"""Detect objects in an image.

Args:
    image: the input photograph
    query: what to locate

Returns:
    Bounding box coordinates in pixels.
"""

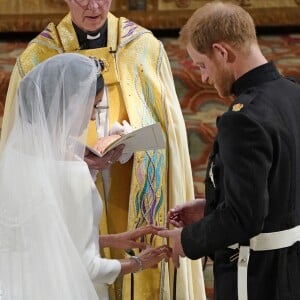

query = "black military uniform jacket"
[181,62,300,299]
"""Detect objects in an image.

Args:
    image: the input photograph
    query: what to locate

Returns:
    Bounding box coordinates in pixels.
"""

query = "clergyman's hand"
[158,228,184,268]
[168,198,206,227]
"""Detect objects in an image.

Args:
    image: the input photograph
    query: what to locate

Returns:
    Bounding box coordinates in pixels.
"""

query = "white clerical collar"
[87,32,101,40]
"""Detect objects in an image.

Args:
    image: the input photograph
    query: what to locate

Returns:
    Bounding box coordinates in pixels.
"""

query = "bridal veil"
[0,53,101,299]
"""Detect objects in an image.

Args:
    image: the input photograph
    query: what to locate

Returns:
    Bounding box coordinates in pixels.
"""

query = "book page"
[86,122,165,158]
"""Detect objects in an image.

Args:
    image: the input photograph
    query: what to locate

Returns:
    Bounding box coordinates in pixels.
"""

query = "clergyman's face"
[187,42,234,98]
[66,0,112,33]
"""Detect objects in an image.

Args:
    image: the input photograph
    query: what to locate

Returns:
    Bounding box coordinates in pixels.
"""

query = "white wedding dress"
[56,160,121,299]
[0,53,120,300]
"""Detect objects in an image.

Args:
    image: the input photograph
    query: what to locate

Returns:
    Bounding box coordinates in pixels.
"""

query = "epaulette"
[230,88,258,112]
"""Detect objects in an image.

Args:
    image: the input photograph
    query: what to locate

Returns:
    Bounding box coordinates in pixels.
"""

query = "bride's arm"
[99,224,165,250]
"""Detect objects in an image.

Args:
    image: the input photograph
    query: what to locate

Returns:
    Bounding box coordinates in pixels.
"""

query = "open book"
[86,122,165,158]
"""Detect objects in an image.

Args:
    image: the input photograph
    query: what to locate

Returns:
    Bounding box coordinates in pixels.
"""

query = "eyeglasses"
[72,0,103,8]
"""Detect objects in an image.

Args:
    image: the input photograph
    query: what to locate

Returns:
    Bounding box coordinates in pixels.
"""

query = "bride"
[0,53,170,300]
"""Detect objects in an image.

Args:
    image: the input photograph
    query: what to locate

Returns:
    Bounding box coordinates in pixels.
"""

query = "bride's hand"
[99,224,166,250]
[84,144,124,170]
[137,245,172,270]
